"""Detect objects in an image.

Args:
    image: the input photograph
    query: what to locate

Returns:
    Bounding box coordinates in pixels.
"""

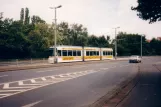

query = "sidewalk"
[116,63,161,107]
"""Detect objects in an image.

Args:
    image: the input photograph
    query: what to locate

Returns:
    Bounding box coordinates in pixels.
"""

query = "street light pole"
[54,7,57,64]
[113,27,120,60]
[141,35,142,58]
[50,5,62,63]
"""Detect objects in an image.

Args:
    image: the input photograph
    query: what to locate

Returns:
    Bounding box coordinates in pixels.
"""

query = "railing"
[0,58,48,67]
[0,56,137,67]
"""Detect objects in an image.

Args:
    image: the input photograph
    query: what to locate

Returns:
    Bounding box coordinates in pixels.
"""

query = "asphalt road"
[117,57,161,107]
[0,57,158,107]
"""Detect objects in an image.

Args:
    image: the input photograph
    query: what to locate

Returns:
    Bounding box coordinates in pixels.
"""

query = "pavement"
[0,57,160,107]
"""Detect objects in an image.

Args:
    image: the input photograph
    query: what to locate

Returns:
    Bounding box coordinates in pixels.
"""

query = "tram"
[48,45,113,63]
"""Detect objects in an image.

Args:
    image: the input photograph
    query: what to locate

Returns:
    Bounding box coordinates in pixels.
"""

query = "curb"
[0,59,128,72]
[89,65,140,107]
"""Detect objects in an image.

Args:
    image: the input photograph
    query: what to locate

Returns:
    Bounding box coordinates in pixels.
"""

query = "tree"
[0,12,3,19]
[150,38,161,55]
[132,0,161,23]
[24,8,30,25]
[98,35,109,47]
[28,25,49,57]
[31,15,45,25]
[20,8,24,23]
[71,24,88,46]
[58,23,88,46]
[88,35,99,47]
[0,20,29,59]
[116,32,147,56]
[57,22,71,45]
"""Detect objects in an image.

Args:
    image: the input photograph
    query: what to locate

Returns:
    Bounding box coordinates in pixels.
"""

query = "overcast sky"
[1,0,161,39]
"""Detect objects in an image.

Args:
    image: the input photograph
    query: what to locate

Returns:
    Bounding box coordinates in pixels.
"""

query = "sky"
[0,0,161,39]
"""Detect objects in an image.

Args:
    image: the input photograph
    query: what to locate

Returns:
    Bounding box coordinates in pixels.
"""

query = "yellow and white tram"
[48,46,83,63]
[101,48,113,60]
[84,47,100,61]
[48,45,113,63]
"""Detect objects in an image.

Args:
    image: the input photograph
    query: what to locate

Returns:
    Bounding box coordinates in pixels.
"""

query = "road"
[117,57,161,107]
[0,57,159,107]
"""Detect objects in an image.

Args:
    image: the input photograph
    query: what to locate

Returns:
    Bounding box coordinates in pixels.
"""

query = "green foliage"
[150,38,161,55]
[31,15,45,25]
[24,8,30,25]
[116,32,161,56]
[132,0,161,23]
[20,8,24,23]
[88,35,109,47]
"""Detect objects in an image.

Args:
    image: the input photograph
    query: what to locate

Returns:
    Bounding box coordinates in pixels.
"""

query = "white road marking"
[72,66,87,68]
[50,76,55,79]
[0,89,26,92]
[58,75,65,77]
[18,81,23,85]
[0,93,12,96]
[3,83,9,89]
[31,79,36,83]
[119,64,130,67]
[18,81,41,86]
[22,100,42,107]
[3,83,34,89]
[101,68,109,70]
[0,70,92,86]
[0,75,8,78]
[0,70,97,99]
[41,77,46,81]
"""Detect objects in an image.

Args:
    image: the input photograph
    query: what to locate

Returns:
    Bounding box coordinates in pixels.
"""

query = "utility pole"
[113,27,120,60]
[50,5,62,63]
[141,35,142,58]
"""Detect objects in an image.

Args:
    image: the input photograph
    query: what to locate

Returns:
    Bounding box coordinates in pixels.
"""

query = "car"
[129,55,141,63]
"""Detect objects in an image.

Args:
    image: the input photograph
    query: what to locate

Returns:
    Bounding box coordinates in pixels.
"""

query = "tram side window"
[109,51,112,55]
[108,51,110,55]
[103,51,106,56]
[96,51,99,56]
[58,50,61,56]
[90,51,93,56]
[73,51,77,56]
[93,51,96,56]
[77,51,81,56]
[63,50,67,56]
[86,51,90,56]
[68,50,72,56]
[105,51,107,56]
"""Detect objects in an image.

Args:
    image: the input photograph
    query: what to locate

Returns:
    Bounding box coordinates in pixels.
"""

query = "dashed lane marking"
[31,79,36,83]
[71,65,87,68]
[22,100,43,107]
[101,68,109,70]
[119,64,130,67]
[0,70,96,99]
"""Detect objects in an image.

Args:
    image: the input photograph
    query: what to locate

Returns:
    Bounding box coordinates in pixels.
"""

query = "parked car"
[129,55,141,63]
